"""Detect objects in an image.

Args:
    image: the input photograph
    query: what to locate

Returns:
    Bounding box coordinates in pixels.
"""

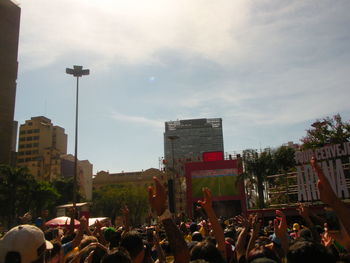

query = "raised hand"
[197,187,213,212]
[310,156,337,205]
[148,177,167,216]
[274,210,287,237]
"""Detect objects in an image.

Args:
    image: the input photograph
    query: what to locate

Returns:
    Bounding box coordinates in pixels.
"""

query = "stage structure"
[185,154,245,218]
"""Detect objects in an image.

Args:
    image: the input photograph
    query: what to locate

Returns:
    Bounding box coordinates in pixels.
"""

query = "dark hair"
[79,246,107,263]
[192,231,203,242]
[190,240,225,263]
[5,252,21,263]
[120,231,144,259]
[287,241,336,263]
[247,245,281,263]
[101,249,131,263]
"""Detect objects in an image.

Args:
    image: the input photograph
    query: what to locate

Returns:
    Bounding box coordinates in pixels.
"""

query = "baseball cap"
[0,224,53,263]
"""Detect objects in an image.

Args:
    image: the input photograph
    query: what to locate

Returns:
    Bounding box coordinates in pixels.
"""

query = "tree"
[92,184,149,226]
[0,165,33,227]
[29,180,59,217]
[271,146,297,204]
[52,177,81,205]
[243,149,276,208]
[301,114,350,149]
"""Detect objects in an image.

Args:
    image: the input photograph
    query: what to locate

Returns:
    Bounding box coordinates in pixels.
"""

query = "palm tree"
[242,149,276,209]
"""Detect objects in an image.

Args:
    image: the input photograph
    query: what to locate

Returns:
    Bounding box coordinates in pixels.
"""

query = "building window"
[34,129,40,133]
[25,151,31,155]
[25,158,31,162]
[20,130,26,135]
[33,136,39,140]
[33,143,39,147]
[18,159,24,163]
[19,138,25,142]
[27,130,33,134]
[28,122,33,126]
[27,137,33,141]
[26,143,32,148]
[19,144,25,149]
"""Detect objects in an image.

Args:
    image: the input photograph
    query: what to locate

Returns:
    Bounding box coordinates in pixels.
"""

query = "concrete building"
[17,116,67,179]
[61,154,93,201]
[93,168,166,191]
[164,118,224,162]
[163,118,224,214]
[0,0,20,165]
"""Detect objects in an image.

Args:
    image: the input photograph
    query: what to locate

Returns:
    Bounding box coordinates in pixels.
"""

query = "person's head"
[120,231,145,263]
[101,248,131,263]
[247,245,281,263]
[298,228,313,242]
[0,224,53,263]
[190,223,198,233]
[287,240,336,263]
[190,240,225,263]
[78,235,98,250]
[192,231,203,242]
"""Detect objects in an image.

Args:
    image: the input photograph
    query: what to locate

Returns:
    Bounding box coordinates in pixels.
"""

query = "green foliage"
[52,177,82,205]
[301,114,350,149]
[0,165,60,228]
[92,184,149,226]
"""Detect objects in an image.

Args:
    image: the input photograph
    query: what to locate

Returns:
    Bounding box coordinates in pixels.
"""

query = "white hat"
[0,224,53,263]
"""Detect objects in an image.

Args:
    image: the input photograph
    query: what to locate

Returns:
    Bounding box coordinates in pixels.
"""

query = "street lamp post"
[66,65,90,205]
[167,135,179,214]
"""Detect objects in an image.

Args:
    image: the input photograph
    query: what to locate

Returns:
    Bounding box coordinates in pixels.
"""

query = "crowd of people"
[1,157,350,263]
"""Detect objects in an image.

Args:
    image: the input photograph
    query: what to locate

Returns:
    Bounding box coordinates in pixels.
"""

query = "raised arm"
[198,187,226,259]
[274,210,289,255]
[311,157,350,237]
[234,215,249,262]
[148,177,190,263]
[246,213,262,258]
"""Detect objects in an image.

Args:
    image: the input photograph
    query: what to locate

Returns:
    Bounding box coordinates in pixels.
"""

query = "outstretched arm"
[311,157,350,237]
[148,177,190,263]
[198,187,226,259]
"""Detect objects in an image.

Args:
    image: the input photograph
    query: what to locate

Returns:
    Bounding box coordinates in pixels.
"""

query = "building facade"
[61,154,93,201]
[17,116,67,179]
[0,0,20,165]
[164,118,224,162]
[163,118,225,214]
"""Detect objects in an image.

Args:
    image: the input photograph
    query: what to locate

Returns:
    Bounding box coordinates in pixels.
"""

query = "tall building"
[163,118,224,214]
[17,116,68,179]
[0,0,21,165]
[164,118,224,162]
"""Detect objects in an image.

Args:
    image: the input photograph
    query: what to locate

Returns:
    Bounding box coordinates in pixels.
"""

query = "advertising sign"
[294,142,350,201]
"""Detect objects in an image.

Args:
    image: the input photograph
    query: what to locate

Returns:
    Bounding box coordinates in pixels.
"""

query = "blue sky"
[14,0,350,173]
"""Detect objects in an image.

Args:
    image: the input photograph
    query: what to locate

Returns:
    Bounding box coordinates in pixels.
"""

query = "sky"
[14,0,350,174]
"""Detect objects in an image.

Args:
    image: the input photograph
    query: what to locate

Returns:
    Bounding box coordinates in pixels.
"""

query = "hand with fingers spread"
[148,177,167,216]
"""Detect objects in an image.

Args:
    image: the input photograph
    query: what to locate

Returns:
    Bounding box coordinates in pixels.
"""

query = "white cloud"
[111,111,163,128]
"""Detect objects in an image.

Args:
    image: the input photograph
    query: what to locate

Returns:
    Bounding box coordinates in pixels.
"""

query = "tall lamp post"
[167,135,179,214]
[66,65,90,205]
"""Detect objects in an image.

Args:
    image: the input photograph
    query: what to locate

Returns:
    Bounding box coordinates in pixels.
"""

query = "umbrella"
[45,216,80,227]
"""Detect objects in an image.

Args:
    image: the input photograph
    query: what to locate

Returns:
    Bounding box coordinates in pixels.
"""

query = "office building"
[164,118,224,162]
[0,0,20,165]
[163,118,224,214]
[61,154,93,201]
[17,116,67,179]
